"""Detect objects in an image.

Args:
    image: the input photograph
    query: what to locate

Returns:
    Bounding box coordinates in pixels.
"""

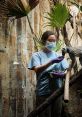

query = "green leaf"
[54,39,64,52]
[46,3,69,28]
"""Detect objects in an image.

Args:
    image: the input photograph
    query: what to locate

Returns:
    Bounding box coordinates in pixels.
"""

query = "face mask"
[45,41,56,51]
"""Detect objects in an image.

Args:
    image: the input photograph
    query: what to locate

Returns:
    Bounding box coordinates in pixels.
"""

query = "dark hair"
[41,31,55,45]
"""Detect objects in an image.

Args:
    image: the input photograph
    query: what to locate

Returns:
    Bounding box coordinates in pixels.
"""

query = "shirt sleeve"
[28,53,41,70]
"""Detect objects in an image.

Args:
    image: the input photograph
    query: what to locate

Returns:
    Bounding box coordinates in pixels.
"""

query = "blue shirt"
[28,50,69,96]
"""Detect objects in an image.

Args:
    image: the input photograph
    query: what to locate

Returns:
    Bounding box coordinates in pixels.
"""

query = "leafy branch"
[46,3,69,28]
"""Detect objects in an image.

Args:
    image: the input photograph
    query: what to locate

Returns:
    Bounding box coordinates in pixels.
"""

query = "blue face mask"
[45,41,56,51]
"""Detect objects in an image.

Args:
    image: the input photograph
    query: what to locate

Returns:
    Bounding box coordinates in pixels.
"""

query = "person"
[28,31,69,117]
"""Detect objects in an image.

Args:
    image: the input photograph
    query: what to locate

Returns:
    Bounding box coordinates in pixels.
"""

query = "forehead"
[47,35,56,42]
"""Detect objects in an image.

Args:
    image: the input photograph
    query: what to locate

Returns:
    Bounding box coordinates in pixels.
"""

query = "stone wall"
[0,0,51,117]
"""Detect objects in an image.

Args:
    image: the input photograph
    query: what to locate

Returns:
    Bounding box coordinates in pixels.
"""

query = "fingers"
[50,71,65,77]
[51,56,64,64]
[58,56,64,60]
[56,56,64,62]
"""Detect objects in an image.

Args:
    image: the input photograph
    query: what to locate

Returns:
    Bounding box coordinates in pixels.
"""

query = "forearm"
[33,56,64,73]
[34,60,52,73]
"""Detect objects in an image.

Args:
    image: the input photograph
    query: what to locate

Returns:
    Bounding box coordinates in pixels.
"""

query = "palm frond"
[0,0,39,20]
[46,3,69,28]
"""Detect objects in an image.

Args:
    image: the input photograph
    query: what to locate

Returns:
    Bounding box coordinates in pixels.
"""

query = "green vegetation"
[54,39,64,52]
[46,3,69,28]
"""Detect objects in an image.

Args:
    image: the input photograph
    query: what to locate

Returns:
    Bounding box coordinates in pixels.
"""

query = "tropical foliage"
[54,39,64,52]
[46,3,69,28]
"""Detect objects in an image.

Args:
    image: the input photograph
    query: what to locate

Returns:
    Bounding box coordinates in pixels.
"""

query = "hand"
[50,71,65,78]
[51,56,64,64]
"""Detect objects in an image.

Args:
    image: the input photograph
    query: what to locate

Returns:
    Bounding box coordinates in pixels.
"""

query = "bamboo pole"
[64,70,71,102]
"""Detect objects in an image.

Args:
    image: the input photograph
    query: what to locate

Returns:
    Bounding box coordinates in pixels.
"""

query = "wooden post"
[64,70,71,102]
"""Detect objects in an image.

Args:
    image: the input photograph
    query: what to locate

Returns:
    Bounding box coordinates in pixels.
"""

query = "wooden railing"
[27,69,82,117]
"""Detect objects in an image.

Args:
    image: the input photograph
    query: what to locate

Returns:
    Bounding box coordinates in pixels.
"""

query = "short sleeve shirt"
[28,50,69,96]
